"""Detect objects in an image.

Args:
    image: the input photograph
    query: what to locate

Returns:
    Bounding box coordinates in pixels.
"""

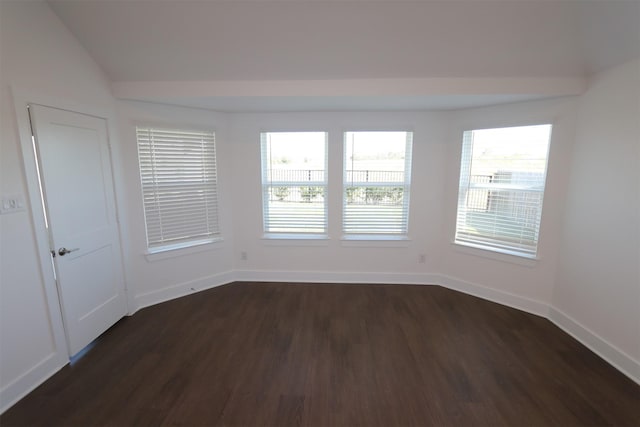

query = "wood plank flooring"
[2,282,639,426]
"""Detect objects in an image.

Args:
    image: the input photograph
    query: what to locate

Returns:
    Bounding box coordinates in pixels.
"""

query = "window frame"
[453,123,553,259]
[260,131,329,239]
[342,130,414,239]
[135,125,222,255]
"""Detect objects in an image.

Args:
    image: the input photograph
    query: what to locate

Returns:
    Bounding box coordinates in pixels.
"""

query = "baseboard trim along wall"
[548,307,640,384]
[4,268,637,415]
[235,270,549,317]
[133,270,235,313]
[0,353,66,415]
[233,269,639,384]
[136,268,638,384]
[437,274,550,318]
[234,269,442,287]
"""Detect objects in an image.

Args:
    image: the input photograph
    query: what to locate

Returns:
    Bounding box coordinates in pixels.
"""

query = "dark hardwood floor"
[2,282,639,426]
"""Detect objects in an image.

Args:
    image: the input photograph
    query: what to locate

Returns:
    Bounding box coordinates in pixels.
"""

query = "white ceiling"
[48,0,640,112]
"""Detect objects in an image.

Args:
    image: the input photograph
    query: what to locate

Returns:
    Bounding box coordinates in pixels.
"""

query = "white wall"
[229,111,448,279]
[228,95,638,383]
[0,2,237,412]
[0,0,117,411]
[115,101,235,310]
[440,98,578,312]
[1,0,637,414]
[552,60,640,377]
[228,102,580,321]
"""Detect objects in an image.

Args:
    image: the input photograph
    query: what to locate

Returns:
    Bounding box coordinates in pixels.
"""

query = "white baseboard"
[234,269,441,286]
[234,269,549,316]
[548,307,640,384]
[133,270,235,312]
[0,352,66,414]
[233,269,637,384]
[438,274,550,317]
[5,269,637,416]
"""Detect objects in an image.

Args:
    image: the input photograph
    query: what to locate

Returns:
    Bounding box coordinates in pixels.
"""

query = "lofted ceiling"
[47,0,640,112]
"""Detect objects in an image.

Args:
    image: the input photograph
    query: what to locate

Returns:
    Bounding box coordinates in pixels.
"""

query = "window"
[343,131,413,237]
[136,127,220,252]
[261,132,327,236]
[455,124,552,258]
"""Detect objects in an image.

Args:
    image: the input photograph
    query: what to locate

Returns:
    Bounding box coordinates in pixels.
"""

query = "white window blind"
[261,132,327,235]
[343,131,413,236]
[136,127,220,250]
[455,124,552,258]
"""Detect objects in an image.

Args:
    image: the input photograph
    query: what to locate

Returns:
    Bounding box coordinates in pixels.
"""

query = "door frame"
[11,86,132,364]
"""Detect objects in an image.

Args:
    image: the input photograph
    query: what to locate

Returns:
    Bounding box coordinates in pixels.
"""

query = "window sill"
[452,241,539,267]
[341,235,411,247]
[262,234,330,246]
[145,238,224,262]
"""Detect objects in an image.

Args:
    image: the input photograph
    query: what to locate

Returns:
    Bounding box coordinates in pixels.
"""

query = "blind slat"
[454,124,552,257]
[343,131,413,235]
[137,127,220,249]
[261,132,328,234]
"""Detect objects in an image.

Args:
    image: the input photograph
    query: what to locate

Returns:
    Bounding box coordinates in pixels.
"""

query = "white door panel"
[29,105,126,356]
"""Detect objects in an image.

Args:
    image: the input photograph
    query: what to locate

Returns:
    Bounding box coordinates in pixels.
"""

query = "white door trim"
[0,86,135,410]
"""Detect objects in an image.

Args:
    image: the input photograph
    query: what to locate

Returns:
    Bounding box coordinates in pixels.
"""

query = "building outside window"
[455,124,552,258]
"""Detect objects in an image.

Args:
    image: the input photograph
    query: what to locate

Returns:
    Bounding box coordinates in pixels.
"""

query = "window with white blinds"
[261,132,327,236]
[136,127,220,251]
[455,124,552,258]
[343,131,413,236]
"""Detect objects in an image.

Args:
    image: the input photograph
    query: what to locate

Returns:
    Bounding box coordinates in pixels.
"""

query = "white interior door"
[29,105,127,356]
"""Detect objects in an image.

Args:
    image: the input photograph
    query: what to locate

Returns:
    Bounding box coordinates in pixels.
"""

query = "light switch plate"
[0,194,26,214]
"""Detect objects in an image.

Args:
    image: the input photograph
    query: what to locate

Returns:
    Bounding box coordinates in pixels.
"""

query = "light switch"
[0,194,26,214]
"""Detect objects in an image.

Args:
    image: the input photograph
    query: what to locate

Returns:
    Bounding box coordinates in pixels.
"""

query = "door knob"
[58,247,79,256]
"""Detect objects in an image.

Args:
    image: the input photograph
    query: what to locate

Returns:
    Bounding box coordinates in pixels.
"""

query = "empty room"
[1,0,639,425]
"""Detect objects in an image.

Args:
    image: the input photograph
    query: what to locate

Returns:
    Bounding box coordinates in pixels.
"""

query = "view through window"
[455,124,552,257]
[260,132,327,235]
[343,131,413,236]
